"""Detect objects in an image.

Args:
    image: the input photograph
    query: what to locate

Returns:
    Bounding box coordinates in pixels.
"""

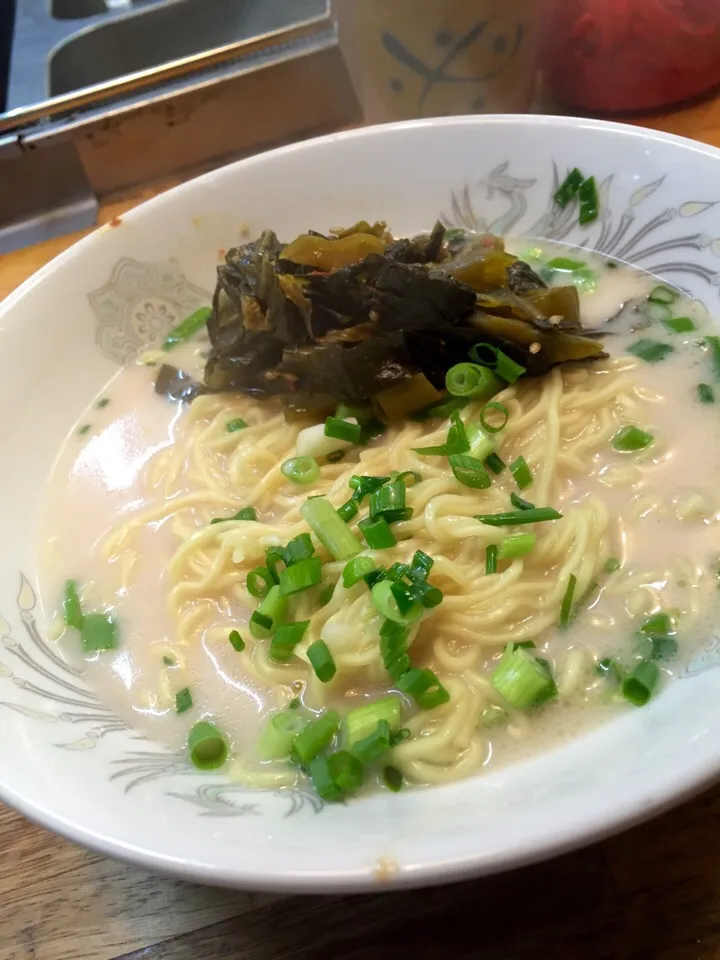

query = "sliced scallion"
[627,338,673,363]
[612,425,654,452]
[343,556,377,588]
[307,639,336,683]
[269,620,310,662]
[705,335,720,379]
[698,382,715,404]
[352,719,391,764]
[210,506,258,525]
[226,418,248,433]
[662,315,695,334]
[485,544,498,574]
[379,619,411,681]
[258,711,305,761]
[604,557,621,573]
[476,507,563,526]
[337,499,359,523]
[497,533,536,560]
[291,710,340,765]
[546,256,585,271]
[554,167,584,208]
[308,757,343,801]
[188,720,228,770]
[247,566,273,599]
[560,574,578,628]
[344,697,402,747]
[413,410,469,456]
[578,175,599,225]
[509,456,532,490]
[469,343,526,384]
[175,687,193,714]
[510,492,535,511]
[63,579,84,630]
[301,497,362,561]
[283,533,315,567]
[281,456,320,485]
[491,646,555,709]
[359,516,397,550]
[383,765,403,792]
[397,667,450,709]
[162,306,211,350]
[327,750,364,792]
[445,363,502,400]
[80,614,118,653]
[479,401,509,434]
[228,630,245,652]
[324,417,363,445]
[648,284,679,305]
[278,557,323,597]
[485,452,506,475]
[370,481,411,523]
[622,659,660,706]
[371,580,422,626]
[250,584,287,638]
[448,453,491,489]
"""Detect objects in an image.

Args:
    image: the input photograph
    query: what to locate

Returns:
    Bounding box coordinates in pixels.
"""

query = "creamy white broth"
[38,242,720,783]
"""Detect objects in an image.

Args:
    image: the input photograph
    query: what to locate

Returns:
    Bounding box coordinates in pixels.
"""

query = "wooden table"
[4,95,720,960]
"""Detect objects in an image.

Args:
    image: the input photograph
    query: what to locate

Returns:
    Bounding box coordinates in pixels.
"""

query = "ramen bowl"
[2,116,720,892]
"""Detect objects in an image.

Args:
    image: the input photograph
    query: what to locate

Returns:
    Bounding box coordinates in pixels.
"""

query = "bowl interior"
[2,116,720,891]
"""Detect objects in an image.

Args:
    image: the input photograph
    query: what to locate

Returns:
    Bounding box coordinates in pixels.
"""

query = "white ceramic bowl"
[2,116,720,892]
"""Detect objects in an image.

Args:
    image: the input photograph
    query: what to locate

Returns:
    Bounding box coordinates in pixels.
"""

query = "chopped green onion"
[301,497,362,561]
[612,425,654,452]
[163,655,176,666]
[63,579,84,630]
[250,585,287,638]
[595,657,624,683]
[162,306,211,350]
[604,557,621,573]
[336,401,374,424]
[264,547,286,584]
[269,620,310,662]
[175,687,193,714]
[379,620,411,681]
[278,557,323,597]
[319,583,335,607]
[343,556,377,588]
[247,566,273,599]
[397,668,450,709]
[491,647,555,709]
[283,533,315,567]
[228,630,245,652]
[479,402,509,434]
[627,338,674,363]
[388,562,410,582]
[188,721,228,770]
[344,697,402,746]
[408,550,433,581]
[324,417,363,445]
[445,362,502,400]
[337,499,359,523]
[396,470,421,486]
[705,335,720,379]
[643,301,672,324]
[554,167,584,208]
[226,418,248,433]
[479,704,508,727]
[546,256,586,271]
[352,720,391,763]
[498,533,536,560]
[370,481,411,523]
[448,453,491,489]
[291,710,340,765]
[390,727,411,747]
[348,474,390,499]
[328,750,364,792]
[77,424,91,436]
[662,316,695,334]
[289,697,301,710]
[510,492,535,511]
[414,410,469,456]
[648,284,679,305]
[578,175,599,225]
[469,343,526,383]
[485,544,498,574]
[210,506,258,525]
[560,574,578,629]
[359,516,397,550]
[509,456,532,491]
[476,507,563,526]
[80,614,118,653]
[637,612,675,639]
[281,456,320,485]
[307,639,336,683]
[371,580,422,626]
[382,765,403,792]
[365,568,389,589]
[466,423,496,462]
[698,383,715,404]
[96,397,110,409]
[622,660,660,707]
[258,711,305,761]
[308,757,343,801]
[485,452,506,474]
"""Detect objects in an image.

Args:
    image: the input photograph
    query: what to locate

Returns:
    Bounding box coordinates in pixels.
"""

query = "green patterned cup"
[333,0,544,123]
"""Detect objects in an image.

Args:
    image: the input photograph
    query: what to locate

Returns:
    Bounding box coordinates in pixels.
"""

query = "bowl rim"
[3,113,720,892]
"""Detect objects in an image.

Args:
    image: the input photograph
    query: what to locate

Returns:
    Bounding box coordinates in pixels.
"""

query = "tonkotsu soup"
[39,222,720,801]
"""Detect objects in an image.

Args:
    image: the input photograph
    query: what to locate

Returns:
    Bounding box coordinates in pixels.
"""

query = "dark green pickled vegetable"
[203,222,606,411]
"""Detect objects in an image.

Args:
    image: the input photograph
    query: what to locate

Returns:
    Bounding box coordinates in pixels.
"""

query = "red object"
[542,0,720,113]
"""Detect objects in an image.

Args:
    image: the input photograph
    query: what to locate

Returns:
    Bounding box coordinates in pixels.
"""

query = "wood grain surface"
[3,91,720,960]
